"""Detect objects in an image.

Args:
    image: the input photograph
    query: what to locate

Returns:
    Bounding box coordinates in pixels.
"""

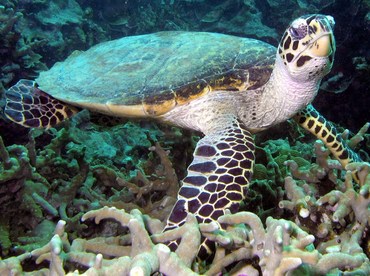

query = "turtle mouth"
[291,32,335,64]
[307,32,335,58]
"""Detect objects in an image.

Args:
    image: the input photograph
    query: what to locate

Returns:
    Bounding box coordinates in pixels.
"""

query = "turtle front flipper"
[164,118,255,258]
[4,79,78,129]
[294,104,362,169]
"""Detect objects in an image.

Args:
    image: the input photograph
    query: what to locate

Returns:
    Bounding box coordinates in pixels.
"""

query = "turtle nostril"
[289,26,306,40]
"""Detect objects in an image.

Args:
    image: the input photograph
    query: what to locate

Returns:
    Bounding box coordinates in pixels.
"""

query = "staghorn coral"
[8,207,200,275]
[1,118,369,274]
[277,125,370,244]
[0,115,185,259]
[1,189,369,275]
[87,141,179,222]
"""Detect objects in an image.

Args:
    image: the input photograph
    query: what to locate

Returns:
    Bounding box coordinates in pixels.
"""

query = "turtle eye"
[289,27,306,40]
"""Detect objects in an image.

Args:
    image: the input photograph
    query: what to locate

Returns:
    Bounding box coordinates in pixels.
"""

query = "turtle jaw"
[307,32,335,58]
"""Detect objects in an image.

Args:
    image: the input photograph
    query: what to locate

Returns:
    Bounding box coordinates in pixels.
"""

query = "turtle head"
[278,14,336,81]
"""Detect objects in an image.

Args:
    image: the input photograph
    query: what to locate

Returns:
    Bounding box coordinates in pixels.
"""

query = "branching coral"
[8,207,200,275]
[0,206,322,275]
[1,202,368,275]
[79,139,179,222]
[1,127,369,275]
[0,116,181,258]
[318,169,370,225]
[275,137,370,274]
[1,115,369,275]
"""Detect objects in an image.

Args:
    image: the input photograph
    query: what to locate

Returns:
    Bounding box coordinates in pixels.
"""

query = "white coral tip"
[299,208,310,218]
[50,234,63,255]
[130,267,145,276]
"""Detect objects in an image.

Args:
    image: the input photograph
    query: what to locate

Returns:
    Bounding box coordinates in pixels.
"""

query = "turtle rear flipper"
[4,79,78,129]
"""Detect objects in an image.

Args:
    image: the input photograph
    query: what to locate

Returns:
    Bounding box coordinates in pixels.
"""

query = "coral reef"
[0,160,369,275]
[0,113,188,255]
[0,116,369,274]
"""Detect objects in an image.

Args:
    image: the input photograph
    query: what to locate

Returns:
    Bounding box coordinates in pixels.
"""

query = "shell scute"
[36,31,276,117]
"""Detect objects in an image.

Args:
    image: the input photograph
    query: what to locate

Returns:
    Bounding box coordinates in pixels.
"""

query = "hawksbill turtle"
[3,14,360,258]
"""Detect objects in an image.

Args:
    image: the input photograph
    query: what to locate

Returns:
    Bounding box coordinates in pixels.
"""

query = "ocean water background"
[0,0,369,274]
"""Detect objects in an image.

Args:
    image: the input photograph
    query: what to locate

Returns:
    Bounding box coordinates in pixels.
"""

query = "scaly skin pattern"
[295,104,362,167]
[161,14,338,257]
[4,80,77,129]
[164,118,254,258]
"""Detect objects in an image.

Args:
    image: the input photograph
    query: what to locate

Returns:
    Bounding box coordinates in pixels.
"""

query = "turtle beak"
[307,15,336,58]
[308,33,335,57]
